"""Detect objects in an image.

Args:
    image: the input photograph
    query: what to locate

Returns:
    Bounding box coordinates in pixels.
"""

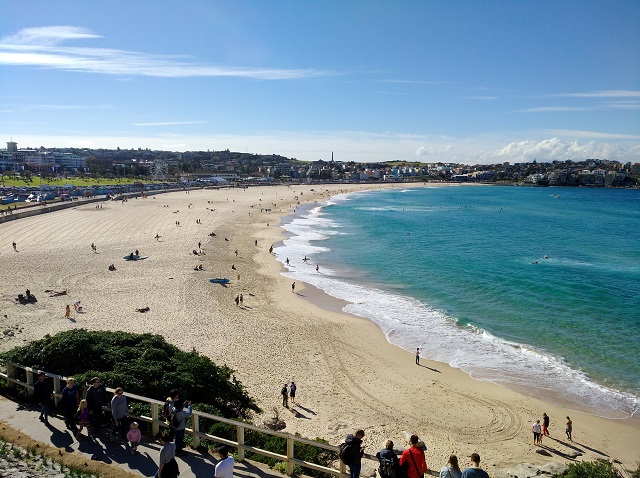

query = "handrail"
[0,361,355,477]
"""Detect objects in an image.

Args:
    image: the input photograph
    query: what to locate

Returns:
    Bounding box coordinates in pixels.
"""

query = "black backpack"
[378,455,396,478]
[170,411,181,429]
[339,441,360,465]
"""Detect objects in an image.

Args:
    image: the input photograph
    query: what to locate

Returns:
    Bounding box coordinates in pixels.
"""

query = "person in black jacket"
[34,372,53,425]
[376,440,400,478]
[343,430,365,478]
[85,377,108,436]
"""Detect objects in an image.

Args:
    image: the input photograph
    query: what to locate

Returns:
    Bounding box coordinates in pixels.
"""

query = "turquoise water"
[276,185,640,418]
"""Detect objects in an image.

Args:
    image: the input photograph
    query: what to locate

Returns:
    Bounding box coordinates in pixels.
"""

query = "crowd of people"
[33,374,572,478]
[34,377,233,478]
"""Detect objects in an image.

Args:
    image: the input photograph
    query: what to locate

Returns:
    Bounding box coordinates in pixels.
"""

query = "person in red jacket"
[399,435,428,478]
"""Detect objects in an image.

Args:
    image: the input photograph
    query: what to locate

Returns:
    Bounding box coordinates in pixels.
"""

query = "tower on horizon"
[6,141,17,153]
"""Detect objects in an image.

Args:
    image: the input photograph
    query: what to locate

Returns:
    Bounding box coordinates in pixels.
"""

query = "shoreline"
[1,183,638,473]
[273,187,639,422]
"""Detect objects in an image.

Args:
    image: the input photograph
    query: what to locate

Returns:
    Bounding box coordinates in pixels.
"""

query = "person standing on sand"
[235,295,240,306]
[542,413,550,436]
[532,419,542,445]
[239,294,244,306]
[461,453,489,478]
[281,383,288,407]
[12,241,17,251]
[400,434,428,478]
[289,381,297,405]
[292,282,296,293]
[565,417,572,440]
[415,348,420,365]
[65,305,71,319]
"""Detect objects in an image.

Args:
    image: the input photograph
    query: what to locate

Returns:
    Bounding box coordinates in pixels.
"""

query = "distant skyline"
[1,0,639,164]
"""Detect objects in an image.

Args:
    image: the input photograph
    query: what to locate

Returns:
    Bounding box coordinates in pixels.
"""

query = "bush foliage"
[0,329,260,419]
[555,461,623,478]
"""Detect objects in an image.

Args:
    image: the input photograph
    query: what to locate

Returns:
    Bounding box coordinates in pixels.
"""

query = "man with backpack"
[376,440,400,478]
[399,435,428,478]
[280,383,288,408]
[340,429,365,478]
[162,389,179,440]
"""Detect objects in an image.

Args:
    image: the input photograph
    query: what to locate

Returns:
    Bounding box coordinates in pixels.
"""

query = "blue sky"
[1,0,639,164]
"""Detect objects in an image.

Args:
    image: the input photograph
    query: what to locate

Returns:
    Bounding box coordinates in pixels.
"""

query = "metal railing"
[0,362,354,477]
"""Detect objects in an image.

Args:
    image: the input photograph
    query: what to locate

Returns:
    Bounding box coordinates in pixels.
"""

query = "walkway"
[0,395,283,478]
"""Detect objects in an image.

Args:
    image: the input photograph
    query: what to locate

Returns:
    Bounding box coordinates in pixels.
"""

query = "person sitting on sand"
[129,252,134,260]
[135,249,139,256]
[109,264,116,271]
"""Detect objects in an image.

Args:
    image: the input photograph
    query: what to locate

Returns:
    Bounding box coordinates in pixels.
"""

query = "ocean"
[275,185,640,419]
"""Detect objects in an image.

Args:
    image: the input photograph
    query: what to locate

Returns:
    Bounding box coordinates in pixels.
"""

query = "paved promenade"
[0,395,282,478]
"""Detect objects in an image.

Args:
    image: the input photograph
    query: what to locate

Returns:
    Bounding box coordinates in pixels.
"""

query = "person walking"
[171,398,193,456]
[565,417,573,441]
[440,455,462,478]
[281,383,289,407]
[155,433,179,478]
[415,348,420,365]
[542,413,550,436]
[376,440,400,478]
[60,378,81,431]
[461,453,489,478]
[34,372,53,425]
[342,429,365,478]
[215,445,235,478]
[127,422,141,454]
[400,435,428,478]
[111,387,129,444]
[85,377,108,436]
[65,305,71,319]
[291,282,295,293]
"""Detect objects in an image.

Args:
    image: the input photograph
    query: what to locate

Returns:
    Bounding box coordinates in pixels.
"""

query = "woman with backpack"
[376,440,400,478]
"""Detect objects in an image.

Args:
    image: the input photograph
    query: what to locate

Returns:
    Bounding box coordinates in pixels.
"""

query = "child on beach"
[76,399,90,437]
[127,421,141,454]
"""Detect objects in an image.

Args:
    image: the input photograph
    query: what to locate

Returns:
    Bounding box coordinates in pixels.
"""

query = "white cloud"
[467,96,499,101]
[518,106,592,113]
[2,26,101,46]
[416,144,454,156]
[562,90,640,98]
[480,138,639,163]
[0,26,331,80]
[133,121,207,127]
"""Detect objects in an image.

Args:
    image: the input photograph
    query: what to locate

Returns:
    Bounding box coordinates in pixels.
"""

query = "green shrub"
[0,329,260,419]
[556,460,622,478]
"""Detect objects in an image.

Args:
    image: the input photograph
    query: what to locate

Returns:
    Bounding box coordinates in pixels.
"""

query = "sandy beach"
[0,184,638,475]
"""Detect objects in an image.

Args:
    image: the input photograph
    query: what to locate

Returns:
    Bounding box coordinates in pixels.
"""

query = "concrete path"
[0,395,283,478]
